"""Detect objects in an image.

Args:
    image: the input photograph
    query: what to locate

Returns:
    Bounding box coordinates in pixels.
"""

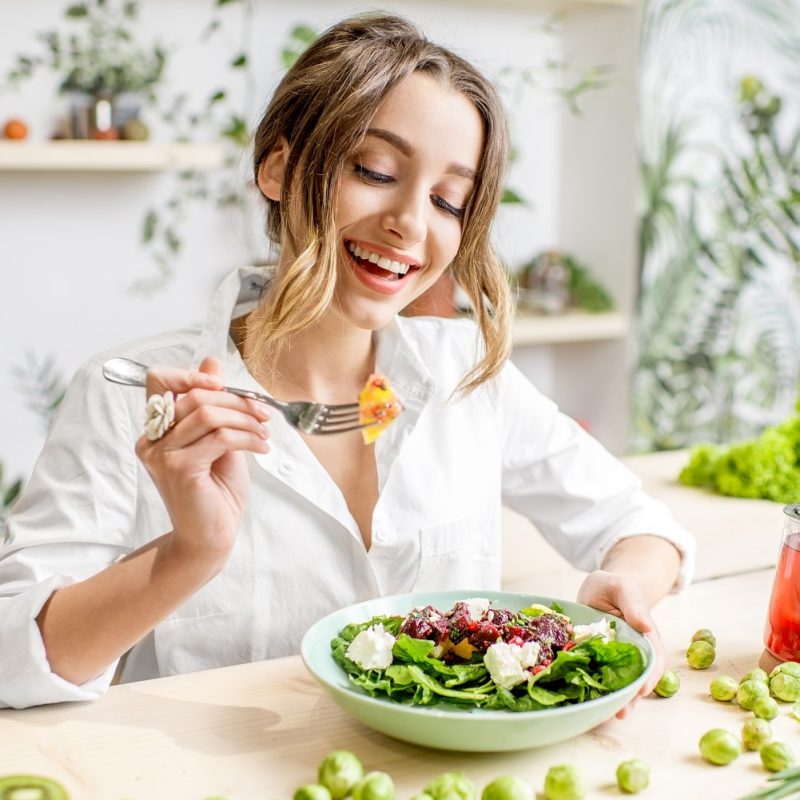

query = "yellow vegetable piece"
[358,374,403,444]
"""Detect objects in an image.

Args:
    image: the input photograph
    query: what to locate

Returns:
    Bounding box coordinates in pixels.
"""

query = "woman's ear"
[257,137,289,201]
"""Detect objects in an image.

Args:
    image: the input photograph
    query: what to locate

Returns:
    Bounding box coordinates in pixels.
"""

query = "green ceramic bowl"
[301,590,655,752]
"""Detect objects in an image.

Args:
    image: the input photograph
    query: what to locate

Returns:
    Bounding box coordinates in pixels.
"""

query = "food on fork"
[358,374,403,444]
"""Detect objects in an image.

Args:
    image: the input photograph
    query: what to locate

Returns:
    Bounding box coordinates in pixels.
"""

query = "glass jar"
[763,504,800,663]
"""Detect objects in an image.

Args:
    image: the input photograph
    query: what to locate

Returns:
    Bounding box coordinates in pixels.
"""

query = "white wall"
[0,0,632,480]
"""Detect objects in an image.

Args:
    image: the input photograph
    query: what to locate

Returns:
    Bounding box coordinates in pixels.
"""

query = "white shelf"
[512,310,628,346]
[0,141,226,172]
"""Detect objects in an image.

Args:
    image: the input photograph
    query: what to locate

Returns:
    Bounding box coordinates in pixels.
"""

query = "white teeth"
[347,241,411,275]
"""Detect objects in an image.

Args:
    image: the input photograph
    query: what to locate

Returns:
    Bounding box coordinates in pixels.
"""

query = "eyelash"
[353,163,466,220]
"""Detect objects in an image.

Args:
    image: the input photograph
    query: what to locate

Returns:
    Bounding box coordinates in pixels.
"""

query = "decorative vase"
[68,92,120,140]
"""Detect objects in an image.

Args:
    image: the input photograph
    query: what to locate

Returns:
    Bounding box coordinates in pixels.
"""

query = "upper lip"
[346,239,420,268]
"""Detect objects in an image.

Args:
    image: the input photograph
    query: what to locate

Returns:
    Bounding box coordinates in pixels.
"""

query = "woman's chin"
[338,300,399,332]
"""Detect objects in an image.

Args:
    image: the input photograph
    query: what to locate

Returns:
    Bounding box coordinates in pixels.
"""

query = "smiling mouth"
[346,241,419,282]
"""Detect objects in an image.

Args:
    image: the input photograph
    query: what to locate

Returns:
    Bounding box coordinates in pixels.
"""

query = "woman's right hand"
[135,356,270,570]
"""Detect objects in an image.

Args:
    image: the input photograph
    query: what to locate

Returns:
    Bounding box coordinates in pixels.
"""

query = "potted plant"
[4,0,166,139]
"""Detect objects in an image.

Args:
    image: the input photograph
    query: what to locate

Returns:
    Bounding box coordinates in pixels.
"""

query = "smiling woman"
[0,13,695,711]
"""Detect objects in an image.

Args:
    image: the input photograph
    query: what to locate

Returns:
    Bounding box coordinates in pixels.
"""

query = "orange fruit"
[3,118,29,140]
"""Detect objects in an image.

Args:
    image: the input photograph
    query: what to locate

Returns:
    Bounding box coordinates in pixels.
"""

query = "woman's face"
[333,70,484,331]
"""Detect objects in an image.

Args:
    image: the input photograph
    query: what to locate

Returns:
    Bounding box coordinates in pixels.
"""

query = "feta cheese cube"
[463,597,491,621]
[345,624,396,670]
[572,618,616,645]
[484,640,542,689]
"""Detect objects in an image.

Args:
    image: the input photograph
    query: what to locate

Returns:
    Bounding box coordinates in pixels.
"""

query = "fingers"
[145,363,223,398]
[136,359,272,467]
[171,427,269,465]
[167,403,269,450]
[609,578,654,635]
[198,355,222,377]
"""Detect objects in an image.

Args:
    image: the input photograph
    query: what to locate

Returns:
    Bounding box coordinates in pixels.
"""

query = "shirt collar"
[187,266,439,539]
[190,265,272,372]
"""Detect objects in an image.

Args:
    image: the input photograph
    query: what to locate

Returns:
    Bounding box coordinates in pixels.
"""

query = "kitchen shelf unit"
[0,141,226,172]
[495,0,642,453]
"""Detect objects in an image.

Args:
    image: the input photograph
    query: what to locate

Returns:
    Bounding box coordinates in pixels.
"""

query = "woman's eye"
[432,194,466,220]
[354,163,393,184]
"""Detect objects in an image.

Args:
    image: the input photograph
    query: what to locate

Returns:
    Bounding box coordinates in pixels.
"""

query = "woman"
[0,14,694,709]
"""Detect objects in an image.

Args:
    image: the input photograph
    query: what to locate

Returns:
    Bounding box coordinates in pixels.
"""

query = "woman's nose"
[381,187,426,243]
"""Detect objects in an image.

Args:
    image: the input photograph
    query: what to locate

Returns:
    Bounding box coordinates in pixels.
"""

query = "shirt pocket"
[413,512,501,592]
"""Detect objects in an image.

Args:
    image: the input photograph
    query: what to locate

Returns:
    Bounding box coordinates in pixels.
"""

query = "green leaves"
[221,115,248,147]
[281,24,318,70]
[65,4,89,17]
[736,764,800,799]
[679,413,800,503]
[0,463,23,524]
[500,188,526,205]
[331,615,645,712]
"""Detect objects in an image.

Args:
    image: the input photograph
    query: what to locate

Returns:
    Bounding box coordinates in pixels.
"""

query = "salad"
[330,598,646,712]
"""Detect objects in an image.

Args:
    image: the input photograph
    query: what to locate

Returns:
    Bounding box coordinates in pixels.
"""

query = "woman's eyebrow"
[365,127,476,180]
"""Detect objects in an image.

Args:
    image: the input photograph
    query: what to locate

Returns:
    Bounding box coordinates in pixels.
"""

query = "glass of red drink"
[764,505,800,663]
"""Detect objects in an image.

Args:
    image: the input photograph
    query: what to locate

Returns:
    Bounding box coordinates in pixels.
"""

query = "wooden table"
[0,452,793,800]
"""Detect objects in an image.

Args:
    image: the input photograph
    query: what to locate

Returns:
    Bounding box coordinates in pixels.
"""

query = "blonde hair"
[247,13,512,394]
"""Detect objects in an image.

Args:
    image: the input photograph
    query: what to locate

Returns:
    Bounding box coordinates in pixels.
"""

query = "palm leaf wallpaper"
[633,0,800,451]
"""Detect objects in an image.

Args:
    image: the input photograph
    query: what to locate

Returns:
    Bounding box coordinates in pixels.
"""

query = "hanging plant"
[2,1,167,100]
[131,8,318,294]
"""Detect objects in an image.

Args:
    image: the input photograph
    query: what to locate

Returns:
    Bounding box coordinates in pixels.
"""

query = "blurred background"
[1,0,799,517]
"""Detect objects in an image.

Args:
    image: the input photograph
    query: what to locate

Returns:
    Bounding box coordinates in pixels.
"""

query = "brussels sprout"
[741,668,769,684]
[481,776,532,800]
[424,773,475,800]
[709,676,738,702]
[615,759,649,794]
[760,742,796,773]
[752,696,780,721]
[737,679,770,711]
[692,629,717,647]
[687,640,715,670]
[410,795,434,800]
[698,729,741,765]
[742,718,772,751]
[653,670,680,698]
[351,772,395,800]
[318,751,365,800]
[543,765,586,800]
[295,786,333,800]
[770,661,800,679]
[769,671,800,702]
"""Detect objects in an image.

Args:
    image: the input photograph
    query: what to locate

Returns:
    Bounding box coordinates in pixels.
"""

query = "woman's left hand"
[576,569,664,719]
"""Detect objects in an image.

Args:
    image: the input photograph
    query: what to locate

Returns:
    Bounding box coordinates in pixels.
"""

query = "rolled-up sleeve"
[498,362,696,591]
[0,359,137,708]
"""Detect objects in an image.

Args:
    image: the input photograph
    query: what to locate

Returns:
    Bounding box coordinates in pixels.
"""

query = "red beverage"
[764,530,800,662]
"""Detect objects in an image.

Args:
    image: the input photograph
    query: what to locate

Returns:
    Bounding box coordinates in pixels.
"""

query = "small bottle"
[90,95,120,141]
[762,505,800,667]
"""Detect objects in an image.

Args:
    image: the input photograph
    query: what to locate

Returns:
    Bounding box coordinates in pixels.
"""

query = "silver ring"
[143,391,176,441]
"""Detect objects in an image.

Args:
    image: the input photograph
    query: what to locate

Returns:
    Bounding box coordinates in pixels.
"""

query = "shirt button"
[278,462,292,476]
[373,528,384,543]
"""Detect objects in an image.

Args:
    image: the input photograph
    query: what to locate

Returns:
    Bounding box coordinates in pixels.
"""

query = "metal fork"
[102,357,368,435]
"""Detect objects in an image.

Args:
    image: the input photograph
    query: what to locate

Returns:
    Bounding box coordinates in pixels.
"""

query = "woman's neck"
[236,311,376,403]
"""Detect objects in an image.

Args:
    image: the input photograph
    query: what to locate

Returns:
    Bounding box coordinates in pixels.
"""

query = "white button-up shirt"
[0,267,695,708]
